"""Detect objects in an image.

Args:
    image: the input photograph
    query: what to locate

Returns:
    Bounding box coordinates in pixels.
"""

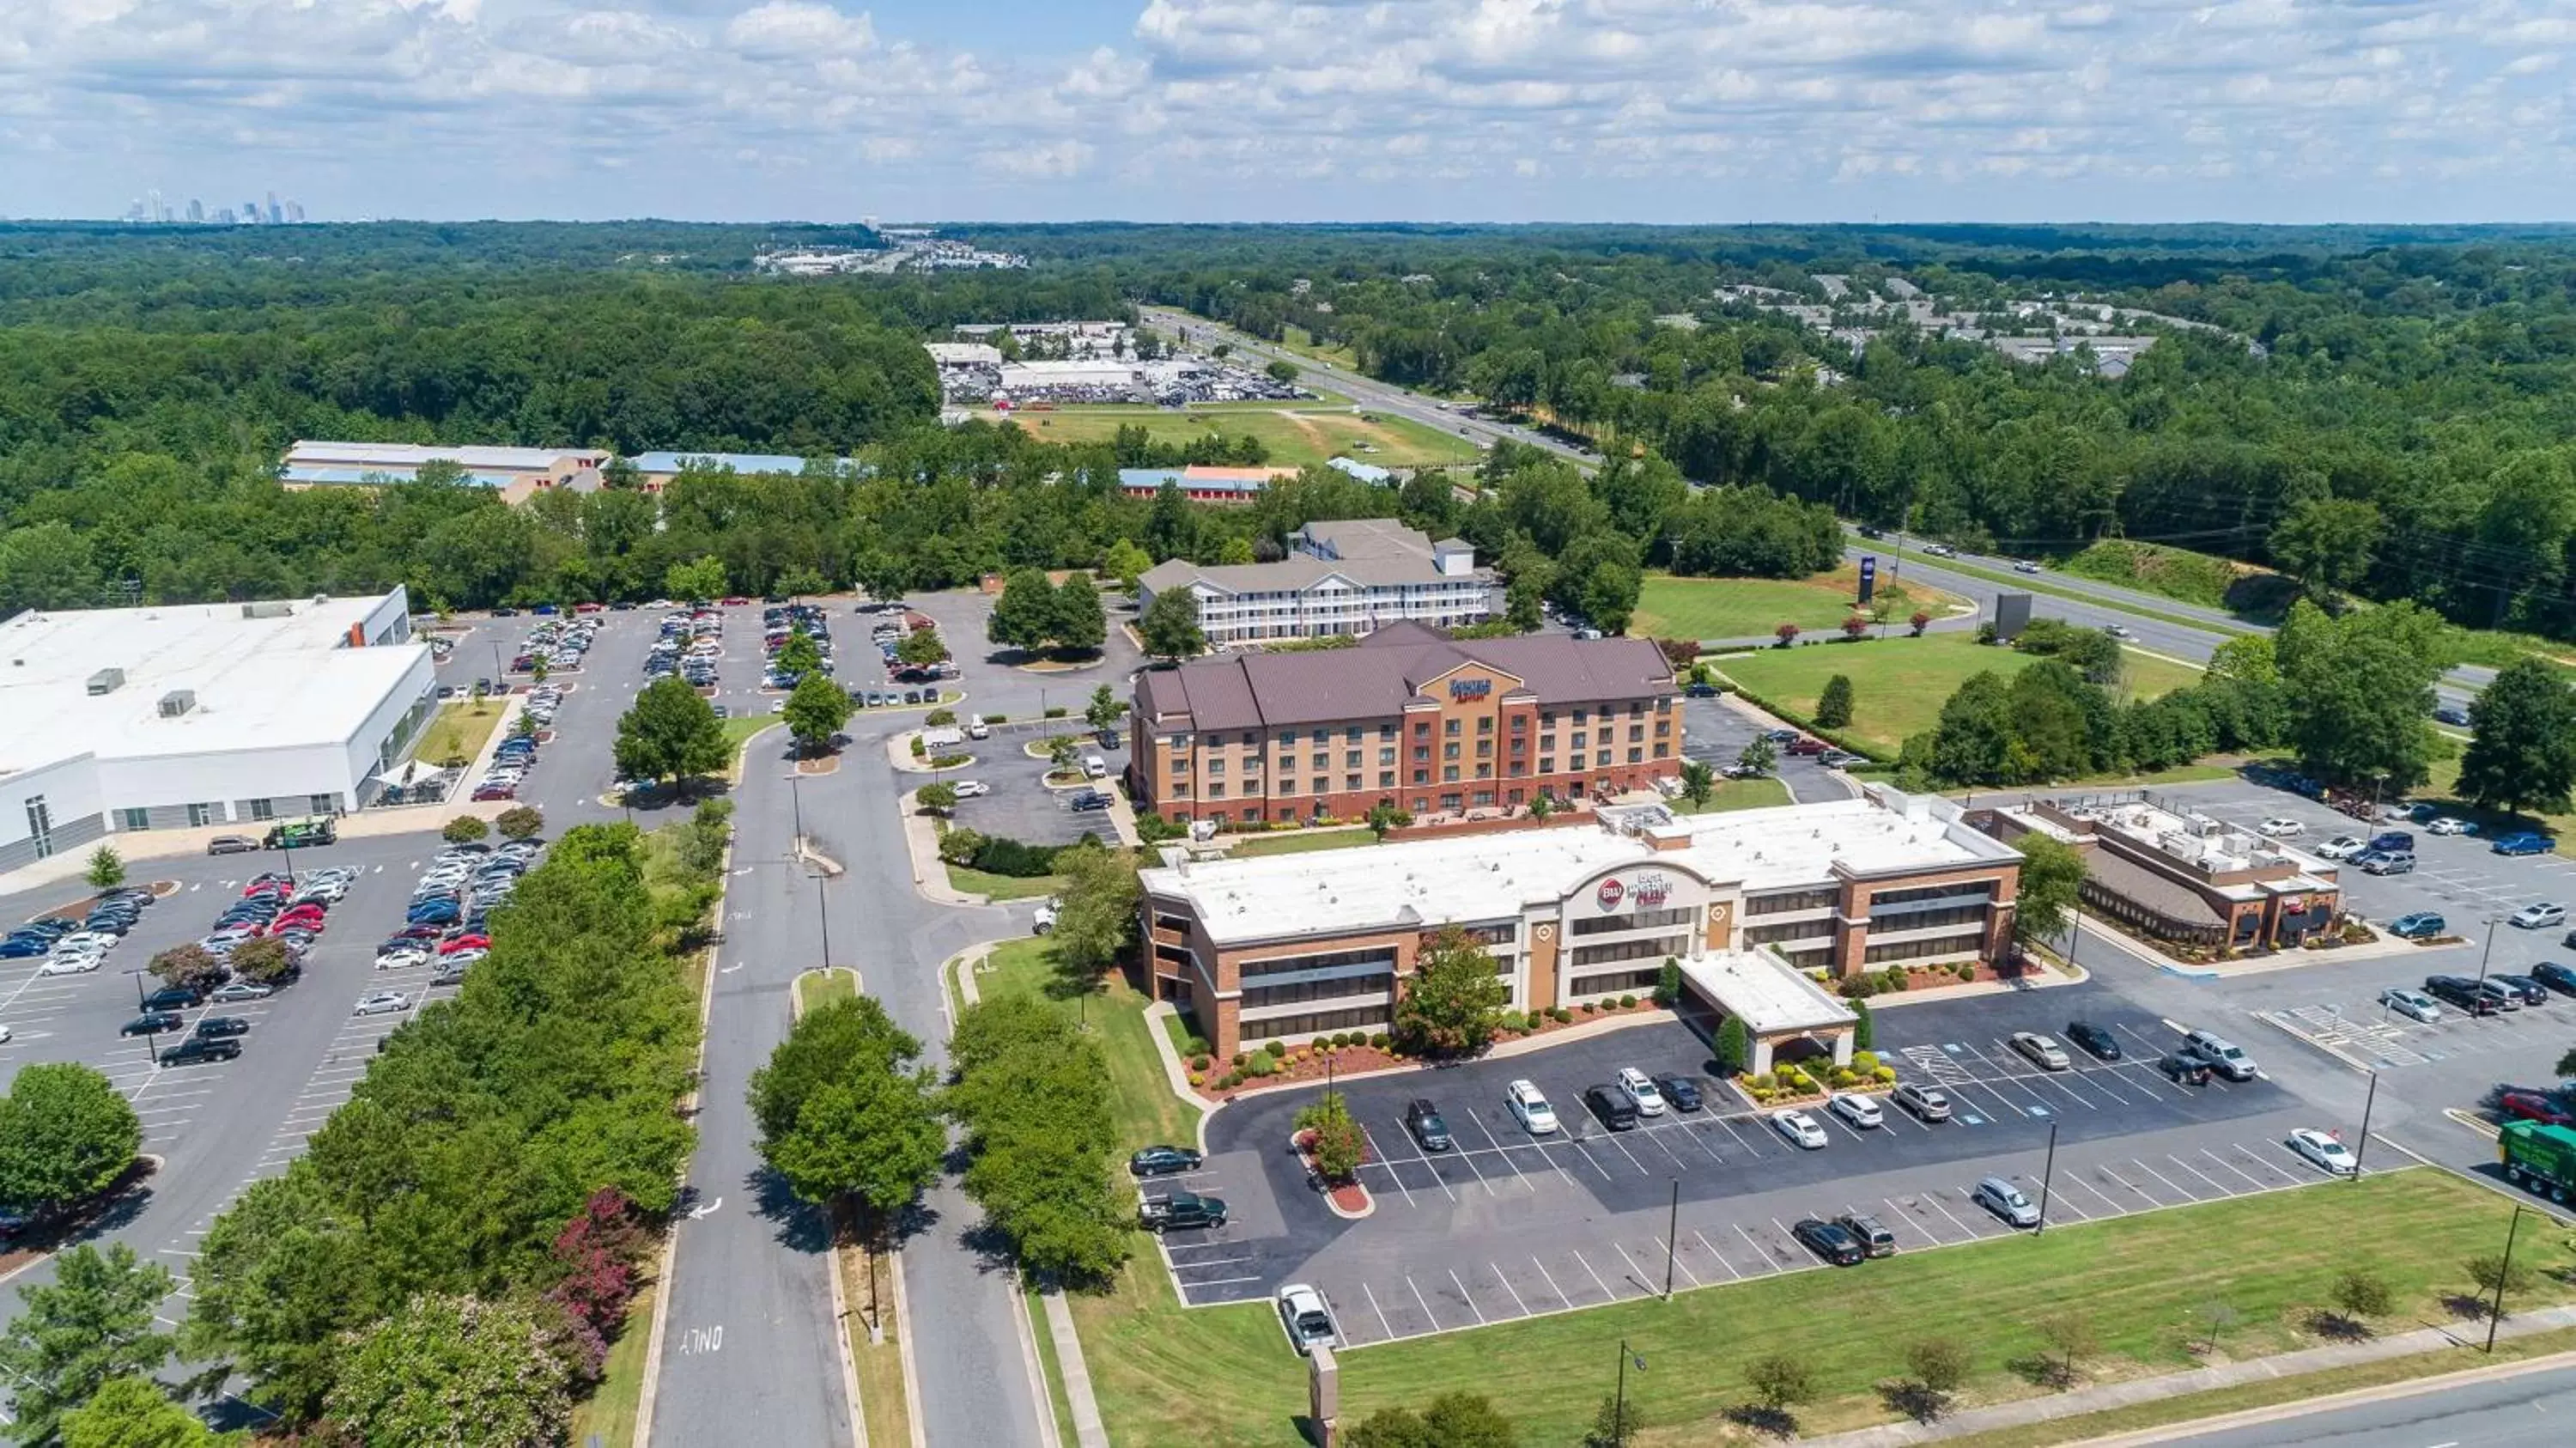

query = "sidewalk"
[896,788,983,906]
[1801,1304,2576,1447]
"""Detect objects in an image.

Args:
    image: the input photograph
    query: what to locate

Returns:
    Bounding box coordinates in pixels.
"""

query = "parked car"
[1836,1212,1899,1258]
[952,780,992,799]
[2425,975,2502,1015]
[2315,835,2369,861]
[192,1016,250,1039]
[2160,1051,2215,1085]
[2388,911,2446,940]
[1584,1085,1641,1131]
[1127,1145,1204,1177]
[208,981,274,1002]
[2378,986,2445,1023]
[205,835,261,855]
[1791,1218,1866,1267]
[2370,830,2416,854]
[2257,817,2304,837]
[1069,790,1113,812]
[1828,1093,1883,1129]
[1892,1081,1953,1122]
[2475,978,2526,1013]
[2011,559,2043,575]
[2427,816,2477,836]
[1613,1066,1667,1116]
[1506,1080,1559,1135]
[2512,903,2568,930]
[1771,1109,1828,1149]
[159,1036,240,1066]
[353,992,410,1016]
[2359,850,2416,876]
[2500,1091,2575,1127]
[1139,1190,1229,1232]
[1030,898,1059,935]
[1405,1099,1453,1152]
[2181,1030,2258,1080]
[140,986,202,1012]
[1276,1283,1337,1355]
[2491,973,2551,1007]
[2009,1031,2072,1071]
[1652,1074,1704,1113]
[2287,1128,2359,1176]
[2494,832,2556,857]
[2531,961,2576,997]
[120,1011,184,1037]
[1971,1176,2042,1228]
[2064,1020,2122,1061]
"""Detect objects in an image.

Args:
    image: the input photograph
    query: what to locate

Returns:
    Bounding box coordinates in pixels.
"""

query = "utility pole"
[2353,1071,2378,1182]
[1611,1339,1645,1448]
[2034,1120,2061,1236]
[1662,1178,1680,1299]
[2487,1204,2527,1353]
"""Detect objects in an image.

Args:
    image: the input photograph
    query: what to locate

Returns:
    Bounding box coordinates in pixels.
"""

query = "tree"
[751,996,925,1146]
[528,656,549,686]
[2467,1253,2534,1305]
[1393,928,1510,1057]
[783,673,854,757]
[1743,1352,1818,1415]
[2458,659,2576,817]
[58,1374,234,1448]
[946,997,1129,1282]
[1048,841,1144,983]
[442,815,489,845]
[1775,622,1800,648]
[144,945,222,996]
[1215,537,1256,566]
[85,845,125,893]
[1735,736,1775,775]
[323,1294,574,1448]
[1346,1392,1519,1448]
[225,936,294,986]
[1905,1336,1971,1397]
[0,1246,174,1447]
[2328,1268,2394,1326]
[1051,575,1108,654]
[613,676,730,791]
[2036,1311,2099,1387]
[763,1068,944,1220]
[1525,793,1554,820]
[2269,497,2386,602]
[1679,761,1716,806]
[1909,610,1931,636]
[1084,684,1124,733]
[1841,614,1869,642]
[1297,1092,1364,1182]
[895,627,950,668]
[775,628,823,680]
[1715,1014,1750,1075]
[988,568,1059,652]
[1266,359,1300,384]
[2013,834,2087,952]
[1365,802,1412,842]
[1816,673,1855,728]
[1852,997,1874,1051]
[494,806,544,841]
[1103,538,1153,594]
[666,556,729,601]
[1139,587,1205,662]
[2206,635,2279,685]
[1582,1392,1641,1448]
[916,782,958,815]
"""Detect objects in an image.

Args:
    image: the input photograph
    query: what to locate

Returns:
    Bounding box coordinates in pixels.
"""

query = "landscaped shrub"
[1749,1072,1777,1092]
[981,713,1006,723]
[968,835,1061,878]
[1839,975,1879,1000]
[1231,1053,1248,1068]
[1618,994,1637,1008]
[1310,1037,1331,1053]
[1044,706,1069,718]
[928,752,973,769]
[1369,1031,1390,1049]
[1265,1039,1288,1057]
[1190,1054,1211,1072]
[1184,1036,1211,1057]
[1956,960,1978,981]
[1873,1065,1899,1084]
[1550,1006,1571,1024]
[1879,965,1909,993]
[909,735,927,757]
[1243,1055,1277,1079]
[1218,1072,1242,1089]
[1851,1050,1880,1075]
[925,708,957,727]
[1188,1072,1202,1086]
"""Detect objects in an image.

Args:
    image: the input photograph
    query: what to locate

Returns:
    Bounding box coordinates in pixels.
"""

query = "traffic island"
[1291,1129,1374,1220]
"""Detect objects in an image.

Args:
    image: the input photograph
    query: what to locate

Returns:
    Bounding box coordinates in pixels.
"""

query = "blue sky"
[3,0,2572,223]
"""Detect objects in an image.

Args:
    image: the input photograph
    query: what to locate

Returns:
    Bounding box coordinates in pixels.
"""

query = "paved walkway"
[1802,1303,2576,1446]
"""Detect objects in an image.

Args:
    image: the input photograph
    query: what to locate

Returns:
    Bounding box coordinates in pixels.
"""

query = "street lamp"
[2034,1121,2061,1237]
[2487,1203,2528,1353]
[2476,915,2506,1000]
[783,773,829,970]
[1611,1339,1647,1448]
[2353,1070,2379,1183]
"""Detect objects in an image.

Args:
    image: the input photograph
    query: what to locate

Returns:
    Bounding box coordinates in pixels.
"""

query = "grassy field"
[416,699,505,769]
[1714,634,2204,757]
[1634,567,1968,643]
[968,937,1203,1154]
[945,864,1065,901]
[1224,827,1381,859]
[795,968,857,1013]
[963,405,1481,470]
[567,1277,657,1448]
[1671,776,1793,813]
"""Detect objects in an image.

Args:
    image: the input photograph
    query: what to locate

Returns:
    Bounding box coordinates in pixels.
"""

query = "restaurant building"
[1984,793,2343,952]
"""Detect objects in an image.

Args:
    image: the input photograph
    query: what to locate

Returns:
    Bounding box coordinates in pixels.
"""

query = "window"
[1348,727,1364,743]
[1278,731,1298,746]
[1413,770,1430,786]
[1629,725,1645,742]
[1379,747,1395,764]
[1654,743,1671,758]
[1413,746,1431,763]
[1442,765,1459,782]
[1414,721,1431,737]
[1154,911,1192,934]
[1873,882,1997,908]
[310,793,336,815]
[1443,743,1460,760]
[186,803,214,828]
[1473,789,1494,806]
[1440,793,1461,811]
[1237,1007,1388,1040]
[1241,733,1257,746]
[1628,748,1643,764]
[1279,780,1298,795]
[1870,903,1990,932]
[1567,965,1664,998]
[1571,906,1697,936]
[1346,774,1362,790]
[1346,750,1361,768]
[1595,751,1613,768]
[1449,922,1519,946]
[247,798,275,821]
[1207,783,1226,799]
[1476,740,1492,757]
[1572,732,1588,748]
[1746,920,1833,946]
[1748,888,1838,915]
[23,797,51,859]
[1570,934,1691,968]
[1864,933,1988,964]
[118,806,150,831]
[1241,946,1397,981]
[1379,771,1395,788]
[1207,758,1226,776]
[1540,757,1555,774]
[1478,716,1493,734]
[1243,975,1394,1010]
[1574,709,1589,725]
[1540,711,1556,726]
[1444,718,1461,736]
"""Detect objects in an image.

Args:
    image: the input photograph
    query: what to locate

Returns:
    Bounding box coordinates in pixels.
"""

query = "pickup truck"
[1139,1189,1229,1232]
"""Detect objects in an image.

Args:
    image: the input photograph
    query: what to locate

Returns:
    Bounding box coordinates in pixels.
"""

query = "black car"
[2492,974,2552,1007]
[1652,1074,1704,1113]
[1139,1190,1230,1232]
[192,1016,250,1039]
[1791,1218,1866,1267]
[1583,1085,1640,1131]
[490,606,518,617]
[2064,1020,2122,1062]
[1684,682,1720,697]
[2159,1051,2215,1085]
[2531,961,2576,997]
[140,986,202,1012]
[1127,1145,1204,1177]
[2425,976,2500,1014]
[1069,791,1113,812]
[121,1012,183,1037]
[159,1036,241,1066]
[1406,1098,1453,1151]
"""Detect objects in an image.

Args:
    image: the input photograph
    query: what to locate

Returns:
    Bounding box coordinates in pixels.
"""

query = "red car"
[273,908,327,930]
[574,602,605,614]
[1785,737,1829,757]
[2500,1091,2574,1127]
[472,785,517,801]
[719,595,751,607]
[438,934,490,955]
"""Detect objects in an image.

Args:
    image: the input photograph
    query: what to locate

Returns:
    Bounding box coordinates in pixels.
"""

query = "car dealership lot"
[1162,986,2348,1347]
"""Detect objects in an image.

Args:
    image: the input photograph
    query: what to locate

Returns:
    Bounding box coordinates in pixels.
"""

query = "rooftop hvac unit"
[157,690,196,718]
[85,667,125,696]
[240,601,294,619]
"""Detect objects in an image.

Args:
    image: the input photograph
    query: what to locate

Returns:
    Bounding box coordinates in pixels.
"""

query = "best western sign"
[1595,871,1674,912]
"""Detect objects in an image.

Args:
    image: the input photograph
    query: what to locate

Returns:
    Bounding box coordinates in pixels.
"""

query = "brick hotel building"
[1127,624,1683,827]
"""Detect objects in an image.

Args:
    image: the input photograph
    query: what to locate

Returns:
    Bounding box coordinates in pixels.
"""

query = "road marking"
[1360,1281,1394,1342]
[1446,1268,1487,1325]
[2166,1153,2234,1197]
[1405,1274,1440,1330]
[1572,1248,1615,1300]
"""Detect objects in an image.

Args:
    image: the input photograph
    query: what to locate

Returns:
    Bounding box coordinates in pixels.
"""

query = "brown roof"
[1136,628,1675,731]
[2083,847,2227,929]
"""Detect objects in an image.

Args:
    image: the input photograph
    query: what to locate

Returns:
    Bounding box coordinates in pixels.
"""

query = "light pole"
[2034,1120,2061,1236]
[1662,1177,1680,1299]
[783,773,828,970]
[2476,915,2506,1002]
[2487,1203,2528,1353]
[1611,1339,1646,1448]
[2353,1070,2379,1182]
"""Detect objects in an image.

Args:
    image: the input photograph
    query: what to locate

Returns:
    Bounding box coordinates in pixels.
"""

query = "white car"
[0,1025,11,1043]
[2009,1031,2072,1071]
[375,948,430,971]
[353,991,410,1016]
[1772,1110,1828,1149]
[2378,987,2444,1024]
[1828,1093,1884,1129]
[39,953,101,976]
[2287,1128,2358,1177]
[1275,1283,1336,1355]
[1031,897,1060,935]
[953,780,992,799]
[1506,1079,1560,1135]
[2427,817,2476,837]
[2315,836,2368,861]
[2257,817,2304,838]
[1614,1066,1667,1116]
[209,981,273,1002]
[2511,903,2567,930]
[52,931,118,954]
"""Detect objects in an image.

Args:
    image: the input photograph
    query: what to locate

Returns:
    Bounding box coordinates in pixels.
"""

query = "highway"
[2155,1359,2576,1447]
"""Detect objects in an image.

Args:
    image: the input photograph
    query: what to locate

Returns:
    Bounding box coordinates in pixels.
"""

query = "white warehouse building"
[0,590,435,872]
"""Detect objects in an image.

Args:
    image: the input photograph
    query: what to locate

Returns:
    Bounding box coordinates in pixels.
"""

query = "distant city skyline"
[6,0,2574,223]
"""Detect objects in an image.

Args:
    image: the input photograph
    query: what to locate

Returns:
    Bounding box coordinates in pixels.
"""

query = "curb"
[793,967,872,1448]
[2060,1348,2576,1448]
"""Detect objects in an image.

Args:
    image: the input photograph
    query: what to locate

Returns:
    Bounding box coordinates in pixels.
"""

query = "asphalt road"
[2160,1360,2576,1446]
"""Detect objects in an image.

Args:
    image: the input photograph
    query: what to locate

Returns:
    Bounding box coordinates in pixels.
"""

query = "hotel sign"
[1595,871,1674,912]
[1449,677,1492,702]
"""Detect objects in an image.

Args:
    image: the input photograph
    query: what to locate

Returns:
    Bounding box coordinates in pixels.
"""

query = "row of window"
[1747,888,1838,916]
[1743,920,1834,946]
[1568,934,1692,969]
[1862,932,1989,964]
[1571,904,1697,937]
[1239,947,1399,982]
[1866,903,1991,934]
[114,795,334,831]
[1236,1006,1389,1042]
[1182,751,1672,799]
[1872,881,1997,908]
[1243,976,1396,1011]
[1565,965,1666,999]
[1162,700,1675,753]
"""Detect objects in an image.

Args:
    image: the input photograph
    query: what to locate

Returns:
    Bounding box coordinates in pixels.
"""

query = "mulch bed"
[1186,999,1668,1101]
[796,757,841,776]
[1291,1129,1373,1215]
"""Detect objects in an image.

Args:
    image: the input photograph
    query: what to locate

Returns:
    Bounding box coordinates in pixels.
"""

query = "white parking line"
[2166,1153,2234,1197]
[2060,1171,2126,1216]
[1528,1254,1573,1305]
[1444,1268,1488,1326]
[1360,1281,1394,1342]
[1405,1274,1440,1331]
[1693,1228,1742,1279]
[1363,1123,1450,1204]
[1571,1248,1615,1300]
[2229,1141,2304,1186]
[2200,1147,2269,1191]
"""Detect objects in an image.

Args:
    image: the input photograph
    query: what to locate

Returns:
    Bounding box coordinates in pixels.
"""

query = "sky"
[3,0,2573,223]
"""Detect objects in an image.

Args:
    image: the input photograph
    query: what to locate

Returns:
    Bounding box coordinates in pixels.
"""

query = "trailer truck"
[2500,1118,2576,1202]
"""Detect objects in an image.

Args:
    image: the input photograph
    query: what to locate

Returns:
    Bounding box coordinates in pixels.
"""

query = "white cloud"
[0,0,2571,220]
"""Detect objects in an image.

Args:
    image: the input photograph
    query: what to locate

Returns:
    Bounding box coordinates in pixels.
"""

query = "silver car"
[1971,1176,2041,1228]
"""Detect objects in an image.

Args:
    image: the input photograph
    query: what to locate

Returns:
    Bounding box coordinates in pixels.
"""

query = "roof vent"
[156,690,196,718]
[86,667,125,696]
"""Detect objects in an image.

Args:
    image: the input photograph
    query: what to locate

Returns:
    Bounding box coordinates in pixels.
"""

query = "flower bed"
[1182,997,1668,1101]
[1291,1128,1373,1217]
[1735,1050,1902,1108]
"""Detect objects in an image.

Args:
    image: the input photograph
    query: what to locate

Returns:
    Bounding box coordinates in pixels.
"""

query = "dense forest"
[8,221,2576,642]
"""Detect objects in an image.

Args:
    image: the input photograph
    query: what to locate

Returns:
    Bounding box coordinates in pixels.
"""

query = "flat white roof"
[1678,951,1859,1035]
[284,441,592,472]
[0,594,425,775]
[1145,790,2017,947]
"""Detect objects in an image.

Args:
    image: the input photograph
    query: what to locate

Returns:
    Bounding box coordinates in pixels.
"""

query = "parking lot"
[1679,692,1857,805]
[1157,984,2350,1347]
[945,733,1118,847]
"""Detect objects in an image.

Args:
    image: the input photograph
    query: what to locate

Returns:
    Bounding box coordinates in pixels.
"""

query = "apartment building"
[1133,518,1491,646]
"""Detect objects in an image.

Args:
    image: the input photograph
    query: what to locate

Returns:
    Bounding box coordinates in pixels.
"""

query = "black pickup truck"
[1139,1190,1229,1232]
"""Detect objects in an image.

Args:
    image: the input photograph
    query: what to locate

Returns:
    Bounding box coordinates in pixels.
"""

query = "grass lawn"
[945,865,1065,901]
[969,935,1202,1154]
[1634,568,1967,643]
[414,699,506,770]
[1224,827,1381,859]
[566,1277,657,1448]
[844,1243,913,1448]
[1025,1287,1084,1448]
[1671,776,1793,813]
[962,405,1481,469]
[1713,634,2202,757]
[795,968,856,1013]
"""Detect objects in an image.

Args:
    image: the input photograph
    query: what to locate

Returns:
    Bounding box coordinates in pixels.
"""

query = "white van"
[1083,754,1109,779]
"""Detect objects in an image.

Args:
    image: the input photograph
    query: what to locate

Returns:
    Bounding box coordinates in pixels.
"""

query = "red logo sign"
[1597,878,1625,910]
